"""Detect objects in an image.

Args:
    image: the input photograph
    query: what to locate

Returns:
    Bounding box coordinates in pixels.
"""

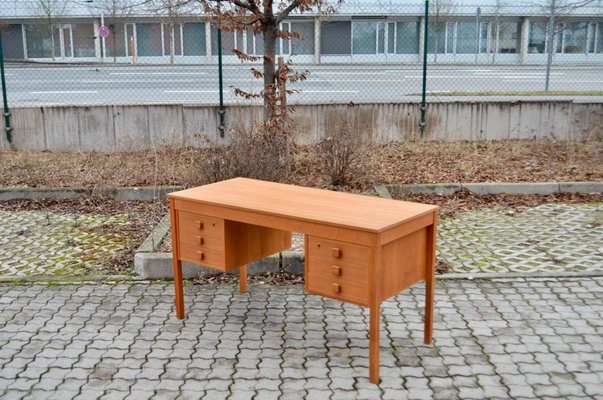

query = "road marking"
[82,80,201,83]
[477,72,565,75]
[405,75,477,78]
[30,91,98,94]
[323,79,403,82]
[110,72,207,75]
[503,79,603,83]
[295,90,359,93]
[164,90,227,93]
[314,72,388,75]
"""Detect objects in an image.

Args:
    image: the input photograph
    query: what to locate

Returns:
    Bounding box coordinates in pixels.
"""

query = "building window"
[137,23,162,56]
[246,31,264,56]
[479,22,492,53]
[104,23,126,58]
[72,23,95,57]
[456,21,477,54]
[528,22,546,53]
[497,21,520,53]
[25,25,52,58]
[597,23,603,53]
[352,20,386,55]
[182,23,205,56]
[321,21,351,55]
[428,22,451,54]
[396,20,420,54]
[290,22,314,55]
[163,23,183,57]
[561,22,588,53]
[1,25,25,59]
[211,27,244,56]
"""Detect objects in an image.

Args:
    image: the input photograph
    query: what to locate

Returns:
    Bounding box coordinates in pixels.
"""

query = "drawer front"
[178,211,224,238]
[307,236,369,266]
[178,232,224,251]
[307,273,368,306]
[307,256,367,286]
[179,242,225,270]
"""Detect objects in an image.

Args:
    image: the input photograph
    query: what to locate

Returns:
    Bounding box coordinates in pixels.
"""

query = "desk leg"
[173,258,184,319]
[424,221,437,344]
[239,264,248,293]
[369,304,380,384]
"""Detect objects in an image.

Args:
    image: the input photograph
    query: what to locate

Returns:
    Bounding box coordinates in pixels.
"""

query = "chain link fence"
[0,0,602,108]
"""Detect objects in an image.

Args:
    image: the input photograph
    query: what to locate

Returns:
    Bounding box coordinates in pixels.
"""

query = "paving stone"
[0,211,134,276]
[0,274,602,399]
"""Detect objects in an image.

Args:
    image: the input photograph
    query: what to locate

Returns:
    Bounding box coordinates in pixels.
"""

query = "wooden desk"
[168,178,438,384]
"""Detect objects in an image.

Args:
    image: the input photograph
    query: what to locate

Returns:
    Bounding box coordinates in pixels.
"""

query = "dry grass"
[0,139,601,190]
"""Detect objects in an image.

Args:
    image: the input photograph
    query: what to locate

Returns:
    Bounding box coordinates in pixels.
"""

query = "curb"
[378,181,603,196]
[0,186,184,201]
[2,269,601,284]
[134,251,304,280]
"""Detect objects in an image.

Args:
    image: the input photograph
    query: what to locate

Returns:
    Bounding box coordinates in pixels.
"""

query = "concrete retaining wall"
[2,100,602,151]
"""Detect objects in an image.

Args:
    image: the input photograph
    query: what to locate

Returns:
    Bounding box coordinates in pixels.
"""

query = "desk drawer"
[307,236,368,266]
[306,273,368,306]
[307,256,367,286]
[179,242,225,270]
[178,211,224,238]
[178,232,224,251]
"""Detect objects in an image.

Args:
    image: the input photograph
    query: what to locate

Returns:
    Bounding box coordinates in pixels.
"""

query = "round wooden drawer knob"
[196,221,204,230]
[331,283,341,293]
[332,248,341,258]
[331,266,342,276]
[196,251,205,260]
[196,236,204,245]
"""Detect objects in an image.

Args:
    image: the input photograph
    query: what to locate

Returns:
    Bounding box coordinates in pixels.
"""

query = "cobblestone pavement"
[0,278,602,399]
[0,211,134,276]
[438,203,603,275]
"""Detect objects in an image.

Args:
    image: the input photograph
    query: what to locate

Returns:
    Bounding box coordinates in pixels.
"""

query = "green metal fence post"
[0,30,13,145]
[419,0,429,139]
[216,1,225,138]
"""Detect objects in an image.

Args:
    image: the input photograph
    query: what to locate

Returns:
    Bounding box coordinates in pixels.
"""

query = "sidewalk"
[0,277,602,399]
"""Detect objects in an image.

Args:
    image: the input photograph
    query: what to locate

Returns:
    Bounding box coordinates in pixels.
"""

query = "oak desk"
[168,178,438,384]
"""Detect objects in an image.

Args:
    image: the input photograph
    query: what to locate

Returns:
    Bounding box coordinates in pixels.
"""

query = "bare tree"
[490,0,510,63]
[430,0,457,63]
[533,0,602,90]
[30,0,68,61]
[197,0,342,121]
[93,0,134,62]
[149,0,194,64]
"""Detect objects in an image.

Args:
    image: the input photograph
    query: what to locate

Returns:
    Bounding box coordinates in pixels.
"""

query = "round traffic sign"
[99,25,110,38]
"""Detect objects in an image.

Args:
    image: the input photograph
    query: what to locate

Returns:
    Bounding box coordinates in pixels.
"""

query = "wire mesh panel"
[0,0,602,108]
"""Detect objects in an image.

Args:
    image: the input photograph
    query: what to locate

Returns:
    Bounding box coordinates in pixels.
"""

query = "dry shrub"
[316,122,368,187]
[202,120,291,183]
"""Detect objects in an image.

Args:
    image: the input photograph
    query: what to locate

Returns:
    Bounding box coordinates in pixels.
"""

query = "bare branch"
[277,0,301,23]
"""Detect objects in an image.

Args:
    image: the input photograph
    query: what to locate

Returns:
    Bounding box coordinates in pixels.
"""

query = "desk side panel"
[380,227,428,301]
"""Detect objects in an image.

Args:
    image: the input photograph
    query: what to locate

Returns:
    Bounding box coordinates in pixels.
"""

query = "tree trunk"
[170,23,175,64]
[50,24,56,61]
[433,31,438,63]
[263,24,277,121]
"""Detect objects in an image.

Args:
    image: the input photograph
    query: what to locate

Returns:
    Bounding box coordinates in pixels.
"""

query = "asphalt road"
[4,64,603,106]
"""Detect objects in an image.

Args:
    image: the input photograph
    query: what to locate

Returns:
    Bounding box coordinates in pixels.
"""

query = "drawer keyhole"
[331,266,342,276]
[332,248,341,258]
[196,251,205,260]
[331,283,341,294]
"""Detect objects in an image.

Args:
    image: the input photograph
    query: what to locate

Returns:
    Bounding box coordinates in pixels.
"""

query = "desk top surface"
[169,178,438,233]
